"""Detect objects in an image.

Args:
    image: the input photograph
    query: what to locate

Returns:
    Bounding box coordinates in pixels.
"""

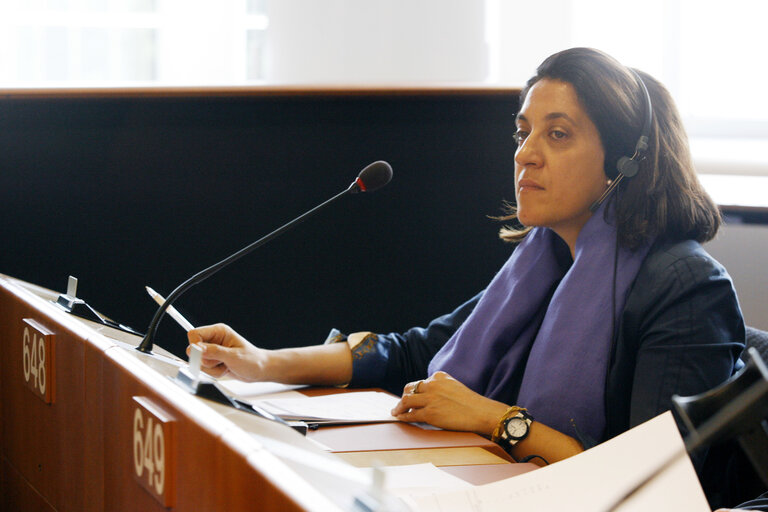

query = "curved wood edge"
[0,84,521,100]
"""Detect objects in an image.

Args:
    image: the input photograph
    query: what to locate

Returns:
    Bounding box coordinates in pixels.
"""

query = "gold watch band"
[491,406,525,443]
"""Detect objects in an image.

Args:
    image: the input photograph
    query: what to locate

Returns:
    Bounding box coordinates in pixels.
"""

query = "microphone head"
[351,160,393,193]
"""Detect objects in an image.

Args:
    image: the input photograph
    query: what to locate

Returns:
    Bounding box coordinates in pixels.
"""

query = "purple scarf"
[428,206,650,441]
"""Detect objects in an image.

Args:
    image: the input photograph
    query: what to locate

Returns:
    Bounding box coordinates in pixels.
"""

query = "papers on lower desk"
[382,464,473,496]
[256,391,401,425]
[400,411,710,512]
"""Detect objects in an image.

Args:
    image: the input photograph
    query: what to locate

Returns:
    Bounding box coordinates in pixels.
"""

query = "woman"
[188,48,744,470]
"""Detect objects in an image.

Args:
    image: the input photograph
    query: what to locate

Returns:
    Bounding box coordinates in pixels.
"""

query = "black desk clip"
[52,275,143,335]
[172,366,307,435]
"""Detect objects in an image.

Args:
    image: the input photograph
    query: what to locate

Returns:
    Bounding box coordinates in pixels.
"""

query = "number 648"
[22,327,47,394]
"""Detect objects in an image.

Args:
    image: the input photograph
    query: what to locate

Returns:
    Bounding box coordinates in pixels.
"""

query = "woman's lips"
[517,179,544,192]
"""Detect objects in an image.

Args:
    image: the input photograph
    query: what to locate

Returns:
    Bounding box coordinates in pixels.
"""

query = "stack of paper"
[399,412,710,512]
[257,391,401,425]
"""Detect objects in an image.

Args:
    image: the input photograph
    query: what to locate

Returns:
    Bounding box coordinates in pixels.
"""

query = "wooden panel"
[309,421,512,463]
[99,347,309,511]
[0,282,88,511]
[0,279,311,512]
[1,457,57,512]
[1,275,530,511]
[337,446,509,468]
[83,342,105,512]
[0,85,520,100]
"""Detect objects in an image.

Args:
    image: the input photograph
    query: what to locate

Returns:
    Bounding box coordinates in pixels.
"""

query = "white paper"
[401,412,710,512]
[382,464,473,496]
[258,391,401,424]
[188,344,202,378]
[217,379,306,399]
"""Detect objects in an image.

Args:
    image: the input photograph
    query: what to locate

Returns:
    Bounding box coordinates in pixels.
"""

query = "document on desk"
[383,464,473,496]
[400,411,710,512]
[217,378,306,399]
[256,391,401,424]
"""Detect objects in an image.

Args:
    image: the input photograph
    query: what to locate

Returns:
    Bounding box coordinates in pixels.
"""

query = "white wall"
[156,0,247,83]
[264,0,488,83]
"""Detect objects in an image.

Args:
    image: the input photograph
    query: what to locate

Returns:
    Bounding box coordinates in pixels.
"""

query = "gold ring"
[413,380,423,394]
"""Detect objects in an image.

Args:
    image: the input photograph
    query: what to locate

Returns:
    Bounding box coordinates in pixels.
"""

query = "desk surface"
[0,274,531,511]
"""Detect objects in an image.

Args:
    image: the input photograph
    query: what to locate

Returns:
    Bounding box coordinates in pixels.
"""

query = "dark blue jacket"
[345,239,746,506]
[350,240,744,441]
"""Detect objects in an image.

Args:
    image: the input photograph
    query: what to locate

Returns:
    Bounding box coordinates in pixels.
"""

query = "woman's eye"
[550,129,568,140]
[514,130,528,144]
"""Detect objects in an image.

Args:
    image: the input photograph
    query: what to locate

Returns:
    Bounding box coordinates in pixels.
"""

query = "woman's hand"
[391,371,509,435]
[186,324,270,381]
[186,324,354,385]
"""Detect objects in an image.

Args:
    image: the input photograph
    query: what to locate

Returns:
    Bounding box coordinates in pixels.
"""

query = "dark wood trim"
[0,84,521,100]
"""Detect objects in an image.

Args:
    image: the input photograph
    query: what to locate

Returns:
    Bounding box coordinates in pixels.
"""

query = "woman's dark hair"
[499,47,720,250]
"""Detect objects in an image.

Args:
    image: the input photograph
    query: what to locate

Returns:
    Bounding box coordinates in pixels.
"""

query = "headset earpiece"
[616,155,640,178]
[590,68,653,213]
[614,69,653,179]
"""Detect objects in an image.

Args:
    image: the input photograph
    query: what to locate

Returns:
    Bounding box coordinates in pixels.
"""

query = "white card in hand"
[188,344,202,379]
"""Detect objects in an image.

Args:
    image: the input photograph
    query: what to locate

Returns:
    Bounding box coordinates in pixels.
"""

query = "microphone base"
[173,367,230,402]
[135,341,154,354]
[171,368,307,435]
[52,294,143,337]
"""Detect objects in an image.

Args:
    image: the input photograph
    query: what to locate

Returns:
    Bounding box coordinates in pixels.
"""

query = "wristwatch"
[498,409,534,449]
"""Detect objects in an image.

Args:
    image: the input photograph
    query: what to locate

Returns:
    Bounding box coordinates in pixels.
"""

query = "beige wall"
[706,223,768,331]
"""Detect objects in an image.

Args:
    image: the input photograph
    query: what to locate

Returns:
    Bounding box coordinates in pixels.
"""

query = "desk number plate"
[22,319,55,403]
[132,396,176,507]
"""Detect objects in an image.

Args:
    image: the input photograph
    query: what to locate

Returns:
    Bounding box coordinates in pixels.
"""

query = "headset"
[589,68,653,212]
[587,68,654,353]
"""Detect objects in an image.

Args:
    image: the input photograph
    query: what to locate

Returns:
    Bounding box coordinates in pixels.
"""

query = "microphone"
[136,160,393,354]
[589,174,625,212]
[350,160,392,193]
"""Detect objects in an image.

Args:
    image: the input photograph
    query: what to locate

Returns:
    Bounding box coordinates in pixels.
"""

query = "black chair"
[672,346,768,499]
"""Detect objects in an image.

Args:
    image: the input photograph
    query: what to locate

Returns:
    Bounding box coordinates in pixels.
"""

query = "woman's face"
[514,79,608,252]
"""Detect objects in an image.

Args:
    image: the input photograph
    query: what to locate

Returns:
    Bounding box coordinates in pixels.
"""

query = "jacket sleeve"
[610,242,753,509]
[346,291,483,395]
[625,245,745,432]
[735,492,768,511]
[630,246,745,426]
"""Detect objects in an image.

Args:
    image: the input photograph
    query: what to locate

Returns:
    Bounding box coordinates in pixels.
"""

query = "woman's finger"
[392,391,429,415]
[403,379,426,395]
[201,362,229,379]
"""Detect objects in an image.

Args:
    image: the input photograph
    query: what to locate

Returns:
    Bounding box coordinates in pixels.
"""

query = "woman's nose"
[514,134,542,168]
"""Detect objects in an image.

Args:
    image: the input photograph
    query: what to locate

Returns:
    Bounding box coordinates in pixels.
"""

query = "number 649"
[133,408,166,495]
[130,397,174,507]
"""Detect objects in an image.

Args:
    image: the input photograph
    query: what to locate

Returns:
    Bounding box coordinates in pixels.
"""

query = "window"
[0,0,268,85]
[2,0,765,175]
[492,0,768,174]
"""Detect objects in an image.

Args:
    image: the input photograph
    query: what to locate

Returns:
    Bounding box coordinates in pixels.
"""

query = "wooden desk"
[0,274,528,511]
[309,422,512,468]
[0,274,336,511]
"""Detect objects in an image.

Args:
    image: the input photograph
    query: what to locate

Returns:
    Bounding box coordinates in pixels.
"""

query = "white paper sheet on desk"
[401,411,710,512]
[383,464,473,495]
[216,378,306,399]
[258,391,400,424]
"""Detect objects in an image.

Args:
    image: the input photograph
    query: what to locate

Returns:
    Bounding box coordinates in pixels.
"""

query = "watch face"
[505,417,529,439]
